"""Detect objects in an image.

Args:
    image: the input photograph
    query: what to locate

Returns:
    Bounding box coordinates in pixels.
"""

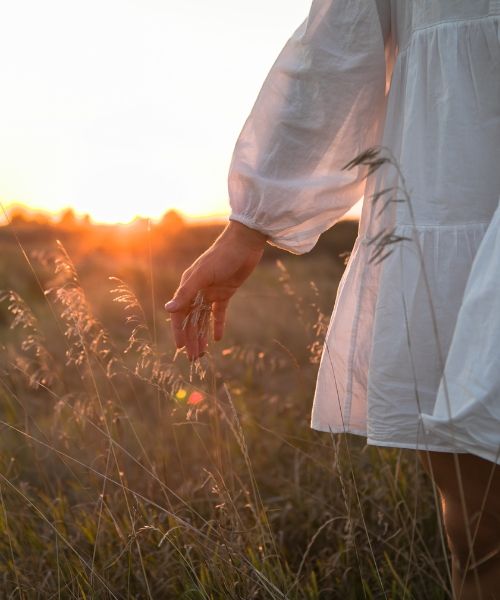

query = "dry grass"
[0,221,451,599]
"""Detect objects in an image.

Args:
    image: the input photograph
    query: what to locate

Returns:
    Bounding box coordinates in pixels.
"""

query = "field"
[0,215,450,599]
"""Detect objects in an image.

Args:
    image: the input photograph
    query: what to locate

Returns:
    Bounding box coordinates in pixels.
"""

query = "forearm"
[220,220,268,252]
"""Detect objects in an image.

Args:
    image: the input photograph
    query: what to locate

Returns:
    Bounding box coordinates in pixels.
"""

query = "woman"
[165,1,500,597]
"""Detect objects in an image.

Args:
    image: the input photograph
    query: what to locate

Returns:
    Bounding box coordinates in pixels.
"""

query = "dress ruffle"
[311,222,491,450]
[420,204,500,462]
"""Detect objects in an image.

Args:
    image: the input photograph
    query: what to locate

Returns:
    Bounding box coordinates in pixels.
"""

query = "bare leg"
[418,450,500,599]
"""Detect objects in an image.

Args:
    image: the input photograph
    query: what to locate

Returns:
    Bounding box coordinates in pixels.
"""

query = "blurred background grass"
[0,215,450,598]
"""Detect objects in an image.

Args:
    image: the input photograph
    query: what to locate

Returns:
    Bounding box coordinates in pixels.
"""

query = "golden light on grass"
[0,209,449,596]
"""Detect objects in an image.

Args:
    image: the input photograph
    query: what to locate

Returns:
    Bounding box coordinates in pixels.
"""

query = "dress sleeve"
[228,0,392,254]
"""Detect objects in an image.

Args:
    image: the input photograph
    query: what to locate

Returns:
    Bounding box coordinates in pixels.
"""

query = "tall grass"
[0,215,451,598]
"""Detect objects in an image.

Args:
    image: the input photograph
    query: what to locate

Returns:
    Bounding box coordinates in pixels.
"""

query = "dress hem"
[420,416,500,464]
[310,421,467,453]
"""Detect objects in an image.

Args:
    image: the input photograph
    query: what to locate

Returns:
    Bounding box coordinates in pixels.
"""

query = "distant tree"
[130,216,150,230]
[58,208,77,228]
[9,207,30,226]
[160,209,185,232]
[33,211,50,226]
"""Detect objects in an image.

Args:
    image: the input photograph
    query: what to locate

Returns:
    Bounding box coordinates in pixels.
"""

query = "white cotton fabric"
[420,204,500,464]
[228,0,500,457]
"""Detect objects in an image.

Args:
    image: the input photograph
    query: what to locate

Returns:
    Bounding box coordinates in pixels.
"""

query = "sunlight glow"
[0,0,313,224]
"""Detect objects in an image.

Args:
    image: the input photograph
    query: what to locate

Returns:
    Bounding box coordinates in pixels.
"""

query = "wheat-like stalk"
[0,289,57,388]
[38,242,119,379]
[109,276,181,393]
[181,290,212,341]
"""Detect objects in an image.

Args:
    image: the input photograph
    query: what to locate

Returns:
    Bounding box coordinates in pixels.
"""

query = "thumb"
[165,279,201,313]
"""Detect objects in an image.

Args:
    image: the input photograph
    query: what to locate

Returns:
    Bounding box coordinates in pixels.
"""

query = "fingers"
[170,309,201,360]
[165,269,208,314]
[198,333,208,356]
[184,319,200,361]
[170,311,187,350]
[212,300,228,341]
[168,298,207,359]
[169,302,225,359]
[165,268,206,358]
[164,287,193,313]
[165,263,230,357]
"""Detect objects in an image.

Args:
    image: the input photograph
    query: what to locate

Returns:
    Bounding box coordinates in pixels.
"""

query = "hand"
[164,220,267,360]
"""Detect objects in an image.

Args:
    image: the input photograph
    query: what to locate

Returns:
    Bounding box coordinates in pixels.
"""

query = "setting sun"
[0,0,311,224]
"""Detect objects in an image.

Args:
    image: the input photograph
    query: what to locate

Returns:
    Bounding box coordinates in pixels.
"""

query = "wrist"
[224,219,268,251]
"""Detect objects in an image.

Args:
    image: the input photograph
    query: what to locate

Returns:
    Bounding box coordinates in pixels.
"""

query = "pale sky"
[0,0,315,223]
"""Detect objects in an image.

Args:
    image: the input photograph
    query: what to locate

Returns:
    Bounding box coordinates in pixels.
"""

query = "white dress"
[228,0,500,456]
[420,205,500,464]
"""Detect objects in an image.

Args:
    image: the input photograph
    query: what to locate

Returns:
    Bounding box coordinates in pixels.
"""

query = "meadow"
[0,213,451,599]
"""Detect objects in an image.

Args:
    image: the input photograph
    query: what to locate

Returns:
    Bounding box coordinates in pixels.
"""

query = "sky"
[0,0,319,224]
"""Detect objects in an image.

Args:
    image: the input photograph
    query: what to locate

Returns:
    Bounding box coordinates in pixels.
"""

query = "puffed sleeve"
[228,0,392,254]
